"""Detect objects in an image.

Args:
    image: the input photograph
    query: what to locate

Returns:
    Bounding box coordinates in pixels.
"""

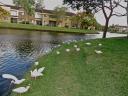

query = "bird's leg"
[9,80,13,89]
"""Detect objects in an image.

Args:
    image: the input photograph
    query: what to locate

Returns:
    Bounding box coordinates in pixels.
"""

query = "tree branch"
[114,0,126,9]
[101,0,107,19]
[108,0,113,19]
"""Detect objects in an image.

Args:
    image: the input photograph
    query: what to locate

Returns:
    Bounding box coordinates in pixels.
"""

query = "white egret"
[58,44,61,47]
[76,48,80,51]
[98,43,102,46]
[66,49,70,52]
[56,51,60,55]
[67,42,70,45]
[34,61,39,66]
[45,50,49,53]
[30,67,45,79]
[74,45,78,48]
[2,74,25,85]
[95,50,103,54]
[86,42,91,45]
[12,85,30,94]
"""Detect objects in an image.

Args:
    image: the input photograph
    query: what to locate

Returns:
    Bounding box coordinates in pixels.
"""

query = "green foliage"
[0,6,10,20]
[63,0,102,13]
[71,12,98,29]
[54,6,68,25]
[13,0,35,17]
[35,0,44,10]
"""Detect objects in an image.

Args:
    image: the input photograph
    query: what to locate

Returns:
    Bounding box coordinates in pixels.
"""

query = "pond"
[0,29,126,96]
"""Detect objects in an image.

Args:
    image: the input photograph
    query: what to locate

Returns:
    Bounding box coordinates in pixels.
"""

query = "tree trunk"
[127,1,128,38]
[102,19,109,38]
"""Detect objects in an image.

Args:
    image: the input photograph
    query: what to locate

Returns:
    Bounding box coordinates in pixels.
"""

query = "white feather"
[66,49,70,52]
[13,85,30,94]
[86,42,91,45]
[74,45,78,48]
[34,62,39,66]
[56,51,60,55]
[98,43,102,46]
[38,67,45,73]
[95,50,103,54]
[76,48,80,51]
[2,74,25,84]
[30,67,45,78]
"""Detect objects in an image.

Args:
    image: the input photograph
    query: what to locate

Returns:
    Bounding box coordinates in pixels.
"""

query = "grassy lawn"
[0,22,97,34]
[11,38,128,96]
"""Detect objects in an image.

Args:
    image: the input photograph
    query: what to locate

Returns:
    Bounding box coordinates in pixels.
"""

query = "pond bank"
[11,38,128,96]
[0,22,98,34]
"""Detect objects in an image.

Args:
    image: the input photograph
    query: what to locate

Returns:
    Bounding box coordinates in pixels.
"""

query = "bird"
[57,44,61,47]
[12,84,30,94]
[76,48,80,51]
[98,43,102,46]
[86,42,91,45]
[66,49,70,52]
[2,74,25,85]
[30,67,45,79]
[56,51,60,55]
[34,61,39,66]
[95,50,103,54]
[74,45,78,48]
[67,42,70,45]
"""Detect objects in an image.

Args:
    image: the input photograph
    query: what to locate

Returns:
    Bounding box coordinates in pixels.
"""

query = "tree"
[35,0,44,10]
[13,0,35,23]
[71,12,97,29]
[54,6,68,26]
[0,6,10,20]
[114,0,128,38]
[63,0,121,38]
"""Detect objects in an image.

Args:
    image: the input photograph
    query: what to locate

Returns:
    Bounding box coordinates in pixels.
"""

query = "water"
[0,29,126,96]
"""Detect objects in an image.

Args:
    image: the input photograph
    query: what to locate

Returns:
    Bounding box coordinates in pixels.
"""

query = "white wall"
[10,9,19,17]
[35,12,42,19]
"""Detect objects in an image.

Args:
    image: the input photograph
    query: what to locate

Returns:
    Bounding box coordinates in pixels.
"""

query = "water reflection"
[0,29,126,96]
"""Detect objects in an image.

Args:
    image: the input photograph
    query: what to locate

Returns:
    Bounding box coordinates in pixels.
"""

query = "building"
[35,9,75,27]
[110,25,128,33]
[0,3,75,28]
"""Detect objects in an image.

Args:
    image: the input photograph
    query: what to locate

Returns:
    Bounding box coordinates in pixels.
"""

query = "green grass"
[11,38,128,96]
[0,22,97,34]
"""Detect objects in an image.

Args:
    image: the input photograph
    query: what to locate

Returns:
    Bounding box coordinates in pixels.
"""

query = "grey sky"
[0,0,127,26]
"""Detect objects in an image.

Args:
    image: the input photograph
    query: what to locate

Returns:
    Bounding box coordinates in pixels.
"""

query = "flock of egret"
[1,39,103,95]
[2,61,45,95]
[56,40,103,55]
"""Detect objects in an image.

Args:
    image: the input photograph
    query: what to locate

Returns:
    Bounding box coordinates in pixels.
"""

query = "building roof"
[36,9,75,16]
[0,4,75,16]
[0,4,21,10]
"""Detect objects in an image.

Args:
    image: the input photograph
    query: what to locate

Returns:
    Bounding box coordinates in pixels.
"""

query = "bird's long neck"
[19,79,25,82]
[26,86,30,90]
